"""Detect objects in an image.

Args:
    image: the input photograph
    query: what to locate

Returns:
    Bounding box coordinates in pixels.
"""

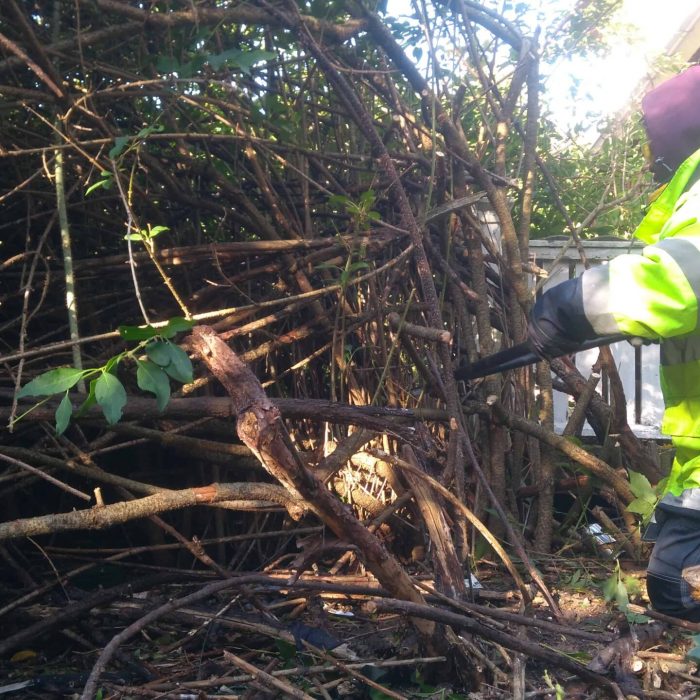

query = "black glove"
[528,278,598,360]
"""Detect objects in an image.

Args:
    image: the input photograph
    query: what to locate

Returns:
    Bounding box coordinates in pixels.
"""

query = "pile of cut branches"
[0,1,679,697]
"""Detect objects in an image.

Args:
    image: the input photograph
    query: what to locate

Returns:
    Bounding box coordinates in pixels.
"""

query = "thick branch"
[83,0,365,42]
[491,401,635,503]
[368,598,624,699]
[190,326,433,635]
[550,357,664,483]
[0,483,296,541]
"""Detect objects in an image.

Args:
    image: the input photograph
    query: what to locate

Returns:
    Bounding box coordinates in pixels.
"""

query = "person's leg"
[646,572,700,621]
[647,512,700,620]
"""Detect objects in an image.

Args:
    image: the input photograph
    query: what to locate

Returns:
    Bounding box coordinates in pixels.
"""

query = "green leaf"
[615,579,630,611]
[119,324,159,341]
[177,60,195,79]
[623,575,642,597]
[625,611,650,624]
[628,470,655,500]
[145,225,169,239]
[124,226,164,243]
[359,189,376,207]
[155,55,181,74]
[95,372,127,425]
[109,135,130,160]
[136,360,171,411]
[76,377,98,418]
[327,194,351,209]
[55,392,73,435]
[206,48,242,71]
[145,341,171,367]
[86,177,112,196]
[103,354,123,375]
[601,571,618,603]
[18,367,85,398]
[626,498,654,516]
[210,48,276,75]
[348,261,369,273]
[160,317,194,339]
[163,343,193,384]
[136,124,164,139]
[187,55,207,76]
[163,347,193,384]
[146,341,192,383]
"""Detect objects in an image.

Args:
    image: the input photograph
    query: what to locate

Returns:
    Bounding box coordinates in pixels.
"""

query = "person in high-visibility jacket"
[528,65,700,621]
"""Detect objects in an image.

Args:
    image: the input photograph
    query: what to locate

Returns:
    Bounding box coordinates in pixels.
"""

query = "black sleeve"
[528,277,600,360]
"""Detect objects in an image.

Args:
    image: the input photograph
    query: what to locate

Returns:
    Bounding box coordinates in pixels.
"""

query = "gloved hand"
[528,278,599,360]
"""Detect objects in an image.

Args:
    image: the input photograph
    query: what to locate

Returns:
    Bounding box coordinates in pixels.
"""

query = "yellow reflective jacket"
[529,147,700,494]
[580,147,700,495]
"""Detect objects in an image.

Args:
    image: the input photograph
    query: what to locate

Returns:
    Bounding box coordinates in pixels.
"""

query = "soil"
[1,558,699,699]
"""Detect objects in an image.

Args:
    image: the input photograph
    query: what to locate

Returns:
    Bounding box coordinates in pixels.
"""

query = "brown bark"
[401,445,466,598]
[0,573,182,658]
[491,401,635,503]
[533,361,555,553]
[388,312,451,344]
[368,598,624,699]
[551,356,664,483]
[2,394,451,428]
[0,483,300,541]
[356,3,529,307]
[190,325,434,637]
[83,0,366,42]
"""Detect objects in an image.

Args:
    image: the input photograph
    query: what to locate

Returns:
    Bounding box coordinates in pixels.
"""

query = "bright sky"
[387,0,700,137]
[545,0,700,134]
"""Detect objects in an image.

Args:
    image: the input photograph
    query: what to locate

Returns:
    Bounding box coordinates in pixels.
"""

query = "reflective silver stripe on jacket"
[580,265,621,335]
[660,334,700,366]
[655,237,700,330]
[643,237,700,368]
[658,488,700,515]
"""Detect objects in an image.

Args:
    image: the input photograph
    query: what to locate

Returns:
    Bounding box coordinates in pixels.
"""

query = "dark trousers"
[647,572,700,621]
[647,510,700,621]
